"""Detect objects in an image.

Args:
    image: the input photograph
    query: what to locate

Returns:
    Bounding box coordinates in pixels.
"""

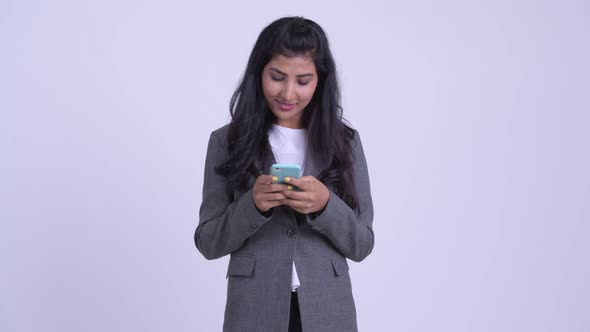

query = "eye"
[271,75,284,81]
[298,81,310,86]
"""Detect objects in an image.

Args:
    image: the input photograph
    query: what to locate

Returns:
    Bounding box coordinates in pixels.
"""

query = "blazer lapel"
[302,151,320,178]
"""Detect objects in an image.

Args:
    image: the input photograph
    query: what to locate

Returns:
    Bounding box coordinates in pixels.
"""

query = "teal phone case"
[270,164,301,184]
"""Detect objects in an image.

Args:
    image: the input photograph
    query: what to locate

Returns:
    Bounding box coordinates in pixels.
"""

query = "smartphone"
[270,164,301,189]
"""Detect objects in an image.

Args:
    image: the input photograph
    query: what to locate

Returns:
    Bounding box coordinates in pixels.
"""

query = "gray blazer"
[195,125,374,332]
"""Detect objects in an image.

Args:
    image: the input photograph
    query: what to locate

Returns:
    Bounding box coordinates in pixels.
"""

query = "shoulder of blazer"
[348,127,362,150]
[210,124,231,150]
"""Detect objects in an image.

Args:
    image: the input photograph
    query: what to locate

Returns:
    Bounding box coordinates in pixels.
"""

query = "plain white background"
[1,0,589,331]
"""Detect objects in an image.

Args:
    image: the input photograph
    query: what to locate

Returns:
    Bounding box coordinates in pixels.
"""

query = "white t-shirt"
[268,124,307,292]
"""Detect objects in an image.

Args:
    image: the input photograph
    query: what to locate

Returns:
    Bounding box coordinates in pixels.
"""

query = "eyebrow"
[269,67,315,78]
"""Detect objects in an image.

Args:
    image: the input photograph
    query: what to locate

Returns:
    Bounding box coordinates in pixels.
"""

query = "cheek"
[261,78,277,99]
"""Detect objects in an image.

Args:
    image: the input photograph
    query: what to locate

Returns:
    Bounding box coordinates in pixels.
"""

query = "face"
[261,54,318,129]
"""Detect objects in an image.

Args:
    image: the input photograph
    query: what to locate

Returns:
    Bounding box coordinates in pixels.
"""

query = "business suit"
[195,124,374,332]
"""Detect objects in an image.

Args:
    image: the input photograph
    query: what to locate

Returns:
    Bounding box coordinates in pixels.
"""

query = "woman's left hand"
[279,176,330,215]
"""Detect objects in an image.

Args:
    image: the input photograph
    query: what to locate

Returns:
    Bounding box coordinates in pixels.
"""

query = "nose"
[281,81,295,101]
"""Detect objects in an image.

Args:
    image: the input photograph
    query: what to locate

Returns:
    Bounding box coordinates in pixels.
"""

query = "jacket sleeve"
[194,130,270,260]
[308,130,375,262]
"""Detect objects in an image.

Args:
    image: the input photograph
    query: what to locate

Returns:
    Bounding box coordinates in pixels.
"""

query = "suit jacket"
[195,124,374,332]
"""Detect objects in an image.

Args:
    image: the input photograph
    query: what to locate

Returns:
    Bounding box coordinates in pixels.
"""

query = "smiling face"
[261,54,318,129]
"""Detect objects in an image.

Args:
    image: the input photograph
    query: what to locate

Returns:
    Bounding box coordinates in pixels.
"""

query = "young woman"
[195,16,374,332]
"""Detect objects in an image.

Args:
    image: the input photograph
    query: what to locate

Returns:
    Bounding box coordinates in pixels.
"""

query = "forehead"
[265,54,316,74]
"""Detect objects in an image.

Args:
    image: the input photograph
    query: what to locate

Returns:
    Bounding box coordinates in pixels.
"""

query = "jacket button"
[287,228,297,238]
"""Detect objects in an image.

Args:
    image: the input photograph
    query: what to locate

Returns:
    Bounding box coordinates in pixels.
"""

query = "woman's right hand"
[252,174,290,213]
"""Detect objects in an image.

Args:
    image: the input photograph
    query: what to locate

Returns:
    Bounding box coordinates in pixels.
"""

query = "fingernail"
[272,176,278,182]
[284,177,290,182]
[288,185,293,190]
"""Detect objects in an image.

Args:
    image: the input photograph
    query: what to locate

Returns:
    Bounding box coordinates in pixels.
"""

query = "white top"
[268,124,307,292]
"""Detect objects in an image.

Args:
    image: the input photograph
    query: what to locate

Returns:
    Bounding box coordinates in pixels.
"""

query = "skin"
[253,175,330,214]
[253,54,330,214]
[261,54,318,129]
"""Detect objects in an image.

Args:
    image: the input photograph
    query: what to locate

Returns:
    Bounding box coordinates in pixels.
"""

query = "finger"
[256,174,275,184]
[254,180,288,193]
[265,199,287,209]
[299,176,317,182]
[257,192,287,201]
[257,183,290,194]
[280,189,307,200]
[285,176,303,187]
[258,199,286,212]
[283,198,314,211]
[297,176,321,191]
[283,176,307,189]
[268,183,291,192]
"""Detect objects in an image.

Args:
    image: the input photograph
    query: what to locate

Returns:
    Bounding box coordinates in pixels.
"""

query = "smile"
[275,99,296,111]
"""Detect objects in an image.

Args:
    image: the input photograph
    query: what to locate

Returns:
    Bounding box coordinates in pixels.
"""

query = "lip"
[275,99,296,111]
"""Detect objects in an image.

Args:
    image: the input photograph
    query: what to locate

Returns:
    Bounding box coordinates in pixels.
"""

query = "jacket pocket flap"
[330,256,349,276]
[226,255,256,278]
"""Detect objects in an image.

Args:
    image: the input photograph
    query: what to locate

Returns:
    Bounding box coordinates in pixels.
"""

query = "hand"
[280,176,330,215]
[252,174,291,213]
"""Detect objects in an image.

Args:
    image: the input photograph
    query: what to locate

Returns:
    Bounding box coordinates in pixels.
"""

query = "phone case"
[270,164,301,184]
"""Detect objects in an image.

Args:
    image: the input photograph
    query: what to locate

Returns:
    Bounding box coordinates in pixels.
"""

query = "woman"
[195,16,374,332]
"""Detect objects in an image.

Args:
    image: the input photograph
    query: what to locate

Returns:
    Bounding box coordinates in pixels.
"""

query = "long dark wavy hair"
[216,16,358,209]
